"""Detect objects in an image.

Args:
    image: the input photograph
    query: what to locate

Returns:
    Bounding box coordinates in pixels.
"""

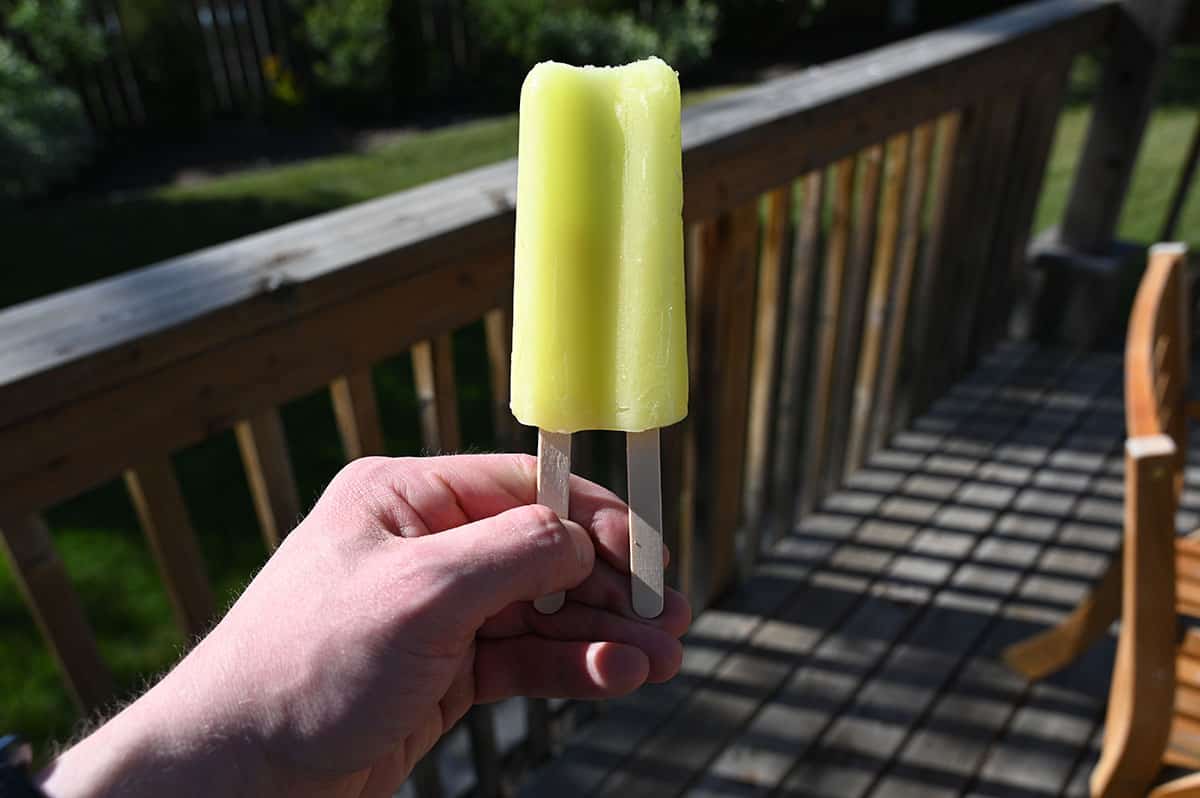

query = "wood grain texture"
[742,187,793,561]
[869,122,934,456]
[0,514,112,712]
[0,249,511,516]
[330,370,385,460]
[950,92,1022,378]
[627,429,664,619]
[124,458,215,637]
[1005,244,1190,684]
[413,332,462,453]
[692,202,762,608]
[0,2,1114,516]
[906,109,979,418]
[977,58,1072,351]
[235,407,301,550]
[771,172,824,538]
[673,222,706,601]
[483,307,515,451]
[1090,434,1177,798]
[825,144,884,497]
[799,158,856,517]
[0,3,1111,447]
[1002,548,1122,680]
[535,429,571,614]
[846,133,911,477]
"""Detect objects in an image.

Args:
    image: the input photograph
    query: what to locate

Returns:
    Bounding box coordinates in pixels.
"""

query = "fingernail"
[562,519,593,568]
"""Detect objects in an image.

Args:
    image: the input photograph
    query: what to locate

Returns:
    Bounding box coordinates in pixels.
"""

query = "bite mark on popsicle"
[512,57,684,620]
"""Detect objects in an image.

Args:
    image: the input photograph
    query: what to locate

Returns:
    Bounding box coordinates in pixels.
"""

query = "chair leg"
[1151,772,1200,798]
[1090,437,1178,798]
[1003,553,1122,680]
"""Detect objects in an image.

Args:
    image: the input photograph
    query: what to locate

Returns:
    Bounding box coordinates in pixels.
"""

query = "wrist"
[37,660,273,798]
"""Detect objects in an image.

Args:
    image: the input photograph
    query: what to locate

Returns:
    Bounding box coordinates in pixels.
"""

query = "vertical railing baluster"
[412,333,462,454]
[798,157,855,517]
[467,707,502,798]
[981,59,1074,350]
[951,92,1023,377]
[773,171,824,537]
[743,188,793,567]
[904,110,974,422]
[331,371,386,459]
[412,326,506,792]
[483,308,518,452]
[846,132,912,478]
[673,223,704,600]
[870,122,936,455]
[124,458,215,637]
[825,144,884,496]
[410,755,444,798]
[0,514,113,713]
[689,202,761,606]
[235,408,302,550]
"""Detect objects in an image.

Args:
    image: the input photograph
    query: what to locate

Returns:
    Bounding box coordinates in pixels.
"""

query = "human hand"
[39,454,691,798]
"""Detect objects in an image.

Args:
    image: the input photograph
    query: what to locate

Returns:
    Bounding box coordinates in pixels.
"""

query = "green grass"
[3,53,1200,756]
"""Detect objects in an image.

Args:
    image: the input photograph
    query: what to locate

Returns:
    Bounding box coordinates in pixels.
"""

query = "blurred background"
[3,0,1200,777]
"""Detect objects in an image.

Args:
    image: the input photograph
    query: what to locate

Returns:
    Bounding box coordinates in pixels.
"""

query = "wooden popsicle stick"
[626,429,664,619]
[534,429,571,614]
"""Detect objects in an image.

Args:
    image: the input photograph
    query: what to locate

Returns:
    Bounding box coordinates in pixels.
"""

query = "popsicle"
[511,57,688,619]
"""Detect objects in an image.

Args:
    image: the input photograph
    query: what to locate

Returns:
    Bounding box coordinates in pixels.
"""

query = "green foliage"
[655,0,719,72]
[471,0,716,73]
[5,0,105,72]
[295,0,392,112]
[0,0,100,200]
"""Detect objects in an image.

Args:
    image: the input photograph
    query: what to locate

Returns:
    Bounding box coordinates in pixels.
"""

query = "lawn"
[2,55,1199,754]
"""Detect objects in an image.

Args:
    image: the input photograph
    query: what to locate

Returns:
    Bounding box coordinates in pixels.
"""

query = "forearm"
[37,656,271,798]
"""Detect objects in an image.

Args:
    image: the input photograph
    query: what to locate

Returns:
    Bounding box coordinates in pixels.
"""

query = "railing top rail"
[0,0,1115,435]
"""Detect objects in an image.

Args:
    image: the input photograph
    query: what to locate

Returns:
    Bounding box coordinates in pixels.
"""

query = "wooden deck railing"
[1,0,1166,794]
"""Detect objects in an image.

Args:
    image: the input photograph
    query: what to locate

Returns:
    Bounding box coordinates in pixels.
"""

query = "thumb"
[414,504,595,625]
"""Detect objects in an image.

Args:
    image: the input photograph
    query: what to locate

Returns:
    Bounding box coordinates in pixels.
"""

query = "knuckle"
[515,503,565,534]
[510,452,538,482]
[333,456,395,489]
[512,504,569,551]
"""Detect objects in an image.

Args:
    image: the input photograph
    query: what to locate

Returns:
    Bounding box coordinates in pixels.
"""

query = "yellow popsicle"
[511,57,688,434]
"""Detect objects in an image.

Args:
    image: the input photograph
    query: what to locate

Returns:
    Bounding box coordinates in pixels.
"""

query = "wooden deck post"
[1030,0,1188,346]
[1060,0,1189,253]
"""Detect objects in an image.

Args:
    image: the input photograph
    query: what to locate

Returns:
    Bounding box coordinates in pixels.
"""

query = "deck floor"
[521,343,1200,798]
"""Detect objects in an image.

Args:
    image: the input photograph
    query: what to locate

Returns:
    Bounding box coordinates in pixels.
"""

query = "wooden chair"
[1066,244,1200,796]
[1004,244,1197,682]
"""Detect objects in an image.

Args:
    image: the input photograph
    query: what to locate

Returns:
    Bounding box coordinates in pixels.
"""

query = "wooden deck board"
[520,347,1145,798]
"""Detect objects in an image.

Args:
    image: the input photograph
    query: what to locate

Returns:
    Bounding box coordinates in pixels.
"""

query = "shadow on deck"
[520,342,1165,798]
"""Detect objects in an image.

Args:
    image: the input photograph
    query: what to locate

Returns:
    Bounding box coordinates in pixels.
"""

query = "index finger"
[372,453,650,573]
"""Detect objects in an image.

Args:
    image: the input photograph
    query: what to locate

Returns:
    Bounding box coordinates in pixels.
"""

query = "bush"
[471,0,716,74]
[0,0,102,200]
[0,39,94,200]
[295,0,392,113]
